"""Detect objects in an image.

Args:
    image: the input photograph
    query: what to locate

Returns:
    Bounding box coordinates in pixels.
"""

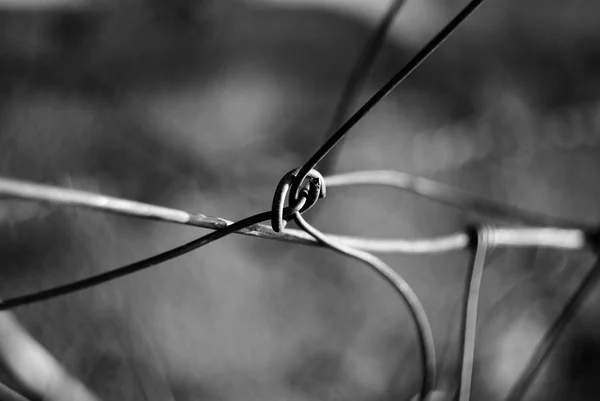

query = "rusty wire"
[0,0,597,400]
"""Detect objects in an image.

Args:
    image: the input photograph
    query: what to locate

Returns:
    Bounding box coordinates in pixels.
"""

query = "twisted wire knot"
[271,168,326,232]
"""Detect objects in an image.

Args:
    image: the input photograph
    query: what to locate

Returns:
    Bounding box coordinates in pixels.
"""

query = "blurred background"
[1,0,600,399]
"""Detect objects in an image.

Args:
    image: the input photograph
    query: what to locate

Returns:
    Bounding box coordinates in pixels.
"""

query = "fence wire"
[0,0,598,400]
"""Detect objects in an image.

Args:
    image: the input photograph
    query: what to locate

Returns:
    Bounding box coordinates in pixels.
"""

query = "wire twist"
[2,1,588,400]
[271,168,326,232]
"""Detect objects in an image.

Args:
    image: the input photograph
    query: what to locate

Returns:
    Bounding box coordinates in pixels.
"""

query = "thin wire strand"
[317,0,407,177]
[458,226,491,401]
[0,204,305,310]
[325,171,591,230]
[0,175,471,253]
[504,256,600,401]
[292,211,436,400]
[293,0,489,189]
[0,177,589,254]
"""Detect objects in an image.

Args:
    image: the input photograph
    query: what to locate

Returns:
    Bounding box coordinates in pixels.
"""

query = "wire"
[292,0,489,193]
[325,171,591,230]
[292,210,436,400]
[458,226,491,401]
[0,175,473,254]
[504,256,600,401]
[1,176,589,253]
[0,200,312,310]
[317,0,407,177]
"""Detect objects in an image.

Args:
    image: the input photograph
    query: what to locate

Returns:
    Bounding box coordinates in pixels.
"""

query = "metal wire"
[458,226,491,401]
[292,210,436,401]
[0,172,592,310]
[291,0,489,197]
[0,177,589,253]
[316,0,407,177]
[0,176,470,254]
[271,168,326,232]
[504,256,600,401]
[325,171,591,230]
[0,173,590,313]
[0,0,596,399]
[0,201,308,310]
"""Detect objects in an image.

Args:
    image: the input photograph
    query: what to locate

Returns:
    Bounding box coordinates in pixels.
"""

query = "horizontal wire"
[0,172,592,310]
[0,176,591,253]
[325,171,592,230]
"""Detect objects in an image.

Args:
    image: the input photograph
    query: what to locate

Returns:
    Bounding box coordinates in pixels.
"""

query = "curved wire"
[271,168,325,232]
[0,176,471,253]
[325,171,591,230]
[292,0,489,193]
[458,226,491,401]
[292,211,436,400]
[0,200,309,311]
[504,255,600,401]
[0,176,589,255]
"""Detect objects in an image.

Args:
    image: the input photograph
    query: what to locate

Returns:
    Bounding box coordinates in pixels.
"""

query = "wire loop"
[271,168,326,232]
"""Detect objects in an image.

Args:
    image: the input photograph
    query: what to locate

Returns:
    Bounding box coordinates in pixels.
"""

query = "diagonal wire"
[458,226,491,401]
[317,0,407,177]
[504,255,600,401]
[292,211,436,401]
[293,0,489,189]
[0,203,308,311]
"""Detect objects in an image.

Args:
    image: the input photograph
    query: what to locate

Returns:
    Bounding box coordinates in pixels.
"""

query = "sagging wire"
[291,0,489,196]
[504,255,600,401]
[325,171,591,230]
[457,225,492,401]
[297,211,436,400]
[274,170,436,400]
